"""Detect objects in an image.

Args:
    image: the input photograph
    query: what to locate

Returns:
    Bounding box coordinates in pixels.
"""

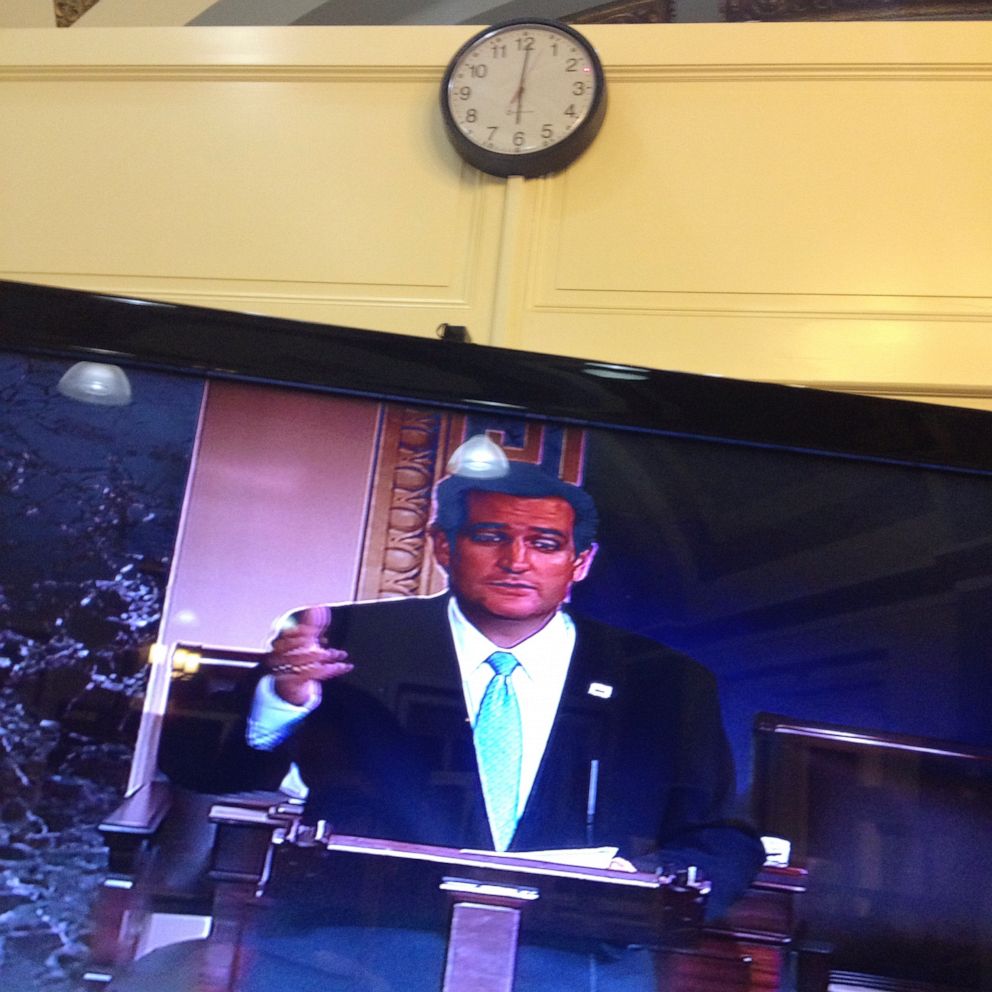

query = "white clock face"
[445,24,600,156]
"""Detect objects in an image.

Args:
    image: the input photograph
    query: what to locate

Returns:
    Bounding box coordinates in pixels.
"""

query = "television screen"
[3,279,991,990]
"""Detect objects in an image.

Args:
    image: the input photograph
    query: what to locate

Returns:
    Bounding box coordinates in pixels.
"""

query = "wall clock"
[439,19,607,179]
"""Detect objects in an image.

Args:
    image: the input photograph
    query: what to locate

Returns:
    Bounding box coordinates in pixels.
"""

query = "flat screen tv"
[3,278,992,989]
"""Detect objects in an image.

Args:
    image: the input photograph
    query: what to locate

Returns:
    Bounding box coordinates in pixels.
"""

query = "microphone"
[585,758,599,845]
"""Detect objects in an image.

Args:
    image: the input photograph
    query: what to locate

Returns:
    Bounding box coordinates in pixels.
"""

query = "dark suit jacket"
[255,594,763,919]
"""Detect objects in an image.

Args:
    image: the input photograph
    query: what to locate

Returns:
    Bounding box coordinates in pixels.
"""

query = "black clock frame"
[439,18,607,179]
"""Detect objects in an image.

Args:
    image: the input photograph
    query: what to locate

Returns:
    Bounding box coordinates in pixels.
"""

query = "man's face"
[433,490,595,636]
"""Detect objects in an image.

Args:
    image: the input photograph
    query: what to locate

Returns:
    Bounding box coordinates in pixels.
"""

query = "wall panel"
[0,27,505,334]
[502,25,992,390]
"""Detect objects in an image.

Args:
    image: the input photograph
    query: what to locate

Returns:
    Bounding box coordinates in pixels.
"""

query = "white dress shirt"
[247,596,577,823]
[447,597,574,816]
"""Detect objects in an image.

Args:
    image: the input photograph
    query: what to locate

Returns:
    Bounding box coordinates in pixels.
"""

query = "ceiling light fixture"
[57,361,132,406]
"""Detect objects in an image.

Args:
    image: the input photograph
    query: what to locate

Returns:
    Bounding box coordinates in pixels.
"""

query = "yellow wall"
[0,2,52,27]
[1,24,990,406]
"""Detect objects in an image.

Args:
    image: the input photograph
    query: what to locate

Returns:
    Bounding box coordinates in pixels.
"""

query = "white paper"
[460,846,620,869]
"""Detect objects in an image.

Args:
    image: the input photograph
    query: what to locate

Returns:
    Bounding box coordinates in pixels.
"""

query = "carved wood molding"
[724,0,991,19]
[54,0,101,28]
[568,0,675,22]
[357,405,448,601]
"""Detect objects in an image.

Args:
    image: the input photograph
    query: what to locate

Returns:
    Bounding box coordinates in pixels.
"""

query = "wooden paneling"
[499,26,992,390]
[1,24,990,401]
[0,27,505,336]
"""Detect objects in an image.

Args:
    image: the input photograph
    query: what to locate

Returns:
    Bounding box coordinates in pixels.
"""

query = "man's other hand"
[266,606,352,705]
[608,856,637,873]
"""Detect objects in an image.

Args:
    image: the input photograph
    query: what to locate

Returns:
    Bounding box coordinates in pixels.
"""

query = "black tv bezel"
[2,277,991,476]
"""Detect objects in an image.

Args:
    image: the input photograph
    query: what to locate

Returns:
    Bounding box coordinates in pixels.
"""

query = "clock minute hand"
[510,49,531,125]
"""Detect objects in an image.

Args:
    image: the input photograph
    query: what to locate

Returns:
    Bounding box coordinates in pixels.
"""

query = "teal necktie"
[474,651,522,852]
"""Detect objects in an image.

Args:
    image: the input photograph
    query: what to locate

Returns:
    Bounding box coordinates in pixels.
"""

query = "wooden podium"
[93,793,821,992]
[204,803,821,992]
[262,825,709,992]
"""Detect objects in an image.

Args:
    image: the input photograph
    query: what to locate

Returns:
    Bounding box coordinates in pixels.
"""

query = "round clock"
[439,19,607,179]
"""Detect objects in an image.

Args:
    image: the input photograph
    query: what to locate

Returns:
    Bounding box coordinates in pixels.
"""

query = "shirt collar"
[447,595,575,687]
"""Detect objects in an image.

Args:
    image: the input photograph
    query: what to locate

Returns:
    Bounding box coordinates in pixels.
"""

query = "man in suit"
[113,459,763,992]
[246,460,764,907]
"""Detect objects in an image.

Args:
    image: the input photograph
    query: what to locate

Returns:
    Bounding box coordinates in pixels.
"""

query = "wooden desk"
[654,866,828,992]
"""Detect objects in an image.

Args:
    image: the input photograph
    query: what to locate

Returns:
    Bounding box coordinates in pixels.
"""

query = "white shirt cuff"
[246,674,320,750]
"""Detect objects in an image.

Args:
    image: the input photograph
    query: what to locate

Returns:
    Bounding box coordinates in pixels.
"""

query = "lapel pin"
[587,682,613,699]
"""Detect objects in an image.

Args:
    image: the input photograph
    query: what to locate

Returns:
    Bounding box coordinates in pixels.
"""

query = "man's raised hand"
[266,606,353,705]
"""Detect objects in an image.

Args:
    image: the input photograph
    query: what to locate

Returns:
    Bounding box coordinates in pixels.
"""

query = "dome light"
[57,362,132,406]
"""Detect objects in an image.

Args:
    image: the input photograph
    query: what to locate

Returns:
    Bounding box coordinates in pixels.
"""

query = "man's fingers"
[313,659,354,679]
[282,642,348,663]
[267,607,351,684]
[268,639,350,681]
[274,629,329,653]
[269,651,351,680]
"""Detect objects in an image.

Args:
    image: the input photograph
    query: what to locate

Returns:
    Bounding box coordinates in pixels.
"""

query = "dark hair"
[433,461,598,553]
